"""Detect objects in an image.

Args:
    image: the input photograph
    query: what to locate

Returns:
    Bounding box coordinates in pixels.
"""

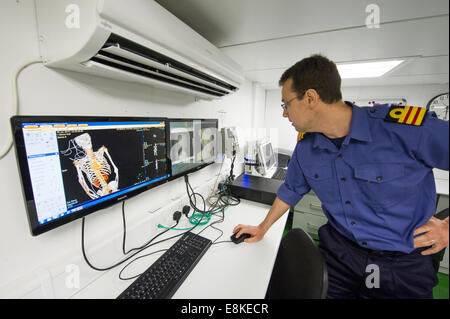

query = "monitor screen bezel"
[168,118,219,181]
[11,115,171,236]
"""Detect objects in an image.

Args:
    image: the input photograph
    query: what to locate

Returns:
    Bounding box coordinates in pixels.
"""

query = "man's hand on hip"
[414,216,449,255]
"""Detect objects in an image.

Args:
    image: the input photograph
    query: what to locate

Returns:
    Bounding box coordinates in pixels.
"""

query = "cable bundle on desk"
[81,154,240,276]
[81,210,184,272]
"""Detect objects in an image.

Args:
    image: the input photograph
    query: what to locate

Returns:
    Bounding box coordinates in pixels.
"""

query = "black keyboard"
[117,232,211,299]
[271,168,287,180]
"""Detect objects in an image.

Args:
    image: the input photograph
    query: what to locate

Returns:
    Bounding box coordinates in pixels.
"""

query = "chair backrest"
[265,228,328,299]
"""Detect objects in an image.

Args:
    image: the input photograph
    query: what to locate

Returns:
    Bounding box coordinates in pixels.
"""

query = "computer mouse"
[230,232,252,244]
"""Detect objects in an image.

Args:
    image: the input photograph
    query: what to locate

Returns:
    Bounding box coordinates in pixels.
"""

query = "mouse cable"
[82,216,182,272]
[195,179,238,243]
[191,165,239,219]
[121,177,216,256]
[197,189,231,243]
[119,208,228,280]
[203,215,225,244]
[183,174,238,244]
[82,215,206,272]
[82,185,213,272]
[118,248,168,281]
[118,170,240,277]
[116,208,209,279]
[83,212,202,272]
[208,178,242,242]
[118,186,234,279]
[212,240,233,245]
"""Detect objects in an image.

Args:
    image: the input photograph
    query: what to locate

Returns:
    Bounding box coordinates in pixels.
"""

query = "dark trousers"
[318,223,439,299]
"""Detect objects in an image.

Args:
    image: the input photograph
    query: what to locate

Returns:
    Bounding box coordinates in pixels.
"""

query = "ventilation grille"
[88,34,238,97]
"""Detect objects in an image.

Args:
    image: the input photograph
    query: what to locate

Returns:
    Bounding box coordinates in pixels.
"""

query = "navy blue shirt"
[277,102,449,253]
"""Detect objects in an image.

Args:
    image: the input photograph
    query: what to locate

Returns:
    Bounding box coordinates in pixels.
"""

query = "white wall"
[342,85,449,109]
[0,1,265,298]
[265,84,449,152]
[264,89,297,152]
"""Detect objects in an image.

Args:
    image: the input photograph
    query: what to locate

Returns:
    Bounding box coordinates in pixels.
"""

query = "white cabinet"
[292,191,327,240]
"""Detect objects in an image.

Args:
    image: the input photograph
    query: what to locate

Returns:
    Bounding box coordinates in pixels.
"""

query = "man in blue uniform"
[233,55,449,298]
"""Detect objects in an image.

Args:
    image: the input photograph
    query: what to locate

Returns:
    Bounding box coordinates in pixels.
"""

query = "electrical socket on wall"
[149,173,226,234]
[152,202,179,232]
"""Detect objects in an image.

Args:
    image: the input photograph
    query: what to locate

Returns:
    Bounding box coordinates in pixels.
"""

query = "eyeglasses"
[281,96,300,112]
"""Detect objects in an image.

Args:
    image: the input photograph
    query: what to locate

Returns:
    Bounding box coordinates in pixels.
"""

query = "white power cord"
[0,59,42,159]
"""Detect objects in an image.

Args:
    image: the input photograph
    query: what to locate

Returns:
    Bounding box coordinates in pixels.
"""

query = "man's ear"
[305,89,320,108]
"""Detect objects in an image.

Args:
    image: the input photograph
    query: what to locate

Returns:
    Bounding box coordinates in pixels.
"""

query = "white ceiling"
[155,0,449,90]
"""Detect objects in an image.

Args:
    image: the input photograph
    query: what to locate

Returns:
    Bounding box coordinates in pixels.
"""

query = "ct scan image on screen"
[20,120,168,226]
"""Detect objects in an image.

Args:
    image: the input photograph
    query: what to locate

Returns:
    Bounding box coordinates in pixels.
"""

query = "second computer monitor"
[169,119,218,178]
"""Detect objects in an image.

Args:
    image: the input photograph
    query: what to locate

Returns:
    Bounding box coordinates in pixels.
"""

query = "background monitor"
[169,118,218,179]
[11,116,170,236]
[198,119,219,164]
[258,140,277,176]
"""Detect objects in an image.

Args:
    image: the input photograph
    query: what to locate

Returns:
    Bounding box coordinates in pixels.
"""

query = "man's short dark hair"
[279,54,342,104]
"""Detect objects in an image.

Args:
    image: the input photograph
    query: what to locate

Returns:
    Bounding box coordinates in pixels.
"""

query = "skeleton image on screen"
[61,133,119,199]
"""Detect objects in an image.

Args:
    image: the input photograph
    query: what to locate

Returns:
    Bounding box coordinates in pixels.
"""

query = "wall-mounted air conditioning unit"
[35,0,244,100]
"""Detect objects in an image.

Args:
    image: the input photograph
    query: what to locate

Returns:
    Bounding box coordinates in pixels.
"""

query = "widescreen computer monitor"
[257,140,277,176]
[11,116,170,236]
[169,118,218,179]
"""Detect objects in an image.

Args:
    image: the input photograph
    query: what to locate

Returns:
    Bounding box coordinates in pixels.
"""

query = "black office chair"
[265,228,328,299]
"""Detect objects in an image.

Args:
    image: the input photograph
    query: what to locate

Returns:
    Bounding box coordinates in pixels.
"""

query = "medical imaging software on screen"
[21,120,168,225]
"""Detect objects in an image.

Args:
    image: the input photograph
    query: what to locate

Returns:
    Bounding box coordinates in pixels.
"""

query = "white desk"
[71,199,287,299]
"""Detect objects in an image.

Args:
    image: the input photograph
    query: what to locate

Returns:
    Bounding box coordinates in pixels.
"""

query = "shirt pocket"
[351,163,406,207]
[302,165,337,201]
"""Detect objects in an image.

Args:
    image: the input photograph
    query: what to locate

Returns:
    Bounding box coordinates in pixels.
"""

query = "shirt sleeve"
[415,113,449,171]
[276,143,311,206]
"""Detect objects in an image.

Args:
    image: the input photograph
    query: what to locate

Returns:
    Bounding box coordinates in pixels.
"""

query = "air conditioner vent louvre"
[91,34,237,96]
[93,51,228,96]
[91,56,225,97]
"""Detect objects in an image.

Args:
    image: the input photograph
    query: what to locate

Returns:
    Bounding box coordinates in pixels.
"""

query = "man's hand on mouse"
[232,224,267,243]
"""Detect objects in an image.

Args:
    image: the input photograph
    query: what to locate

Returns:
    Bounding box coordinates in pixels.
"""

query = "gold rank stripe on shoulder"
[297,131,307,142]
[385,105,427,126]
